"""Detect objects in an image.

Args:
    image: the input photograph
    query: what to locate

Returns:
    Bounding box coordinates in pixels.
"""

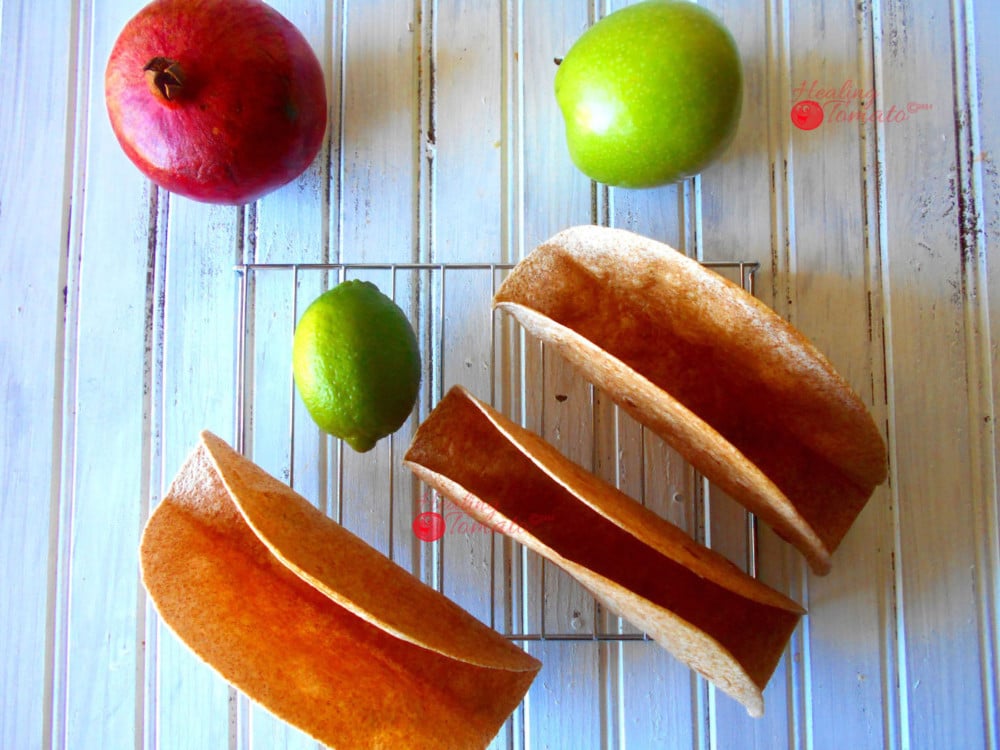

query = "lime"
[292,280,422,452]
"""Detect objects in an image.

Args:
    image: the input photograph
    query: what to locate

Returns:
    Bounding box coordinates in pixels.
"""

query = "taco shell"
[140,430,540,749]
[493,225,888,575]
[404,386,805,717]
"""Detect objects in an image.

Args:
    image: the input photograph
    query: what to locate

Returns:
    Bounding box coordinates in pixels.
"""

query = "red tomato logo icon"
[790,100,824,130]
[413,511,446,542]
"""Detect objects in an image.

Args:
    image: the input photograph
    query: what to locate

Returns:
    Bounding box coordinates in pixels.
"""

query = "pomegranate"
[105,0,327,205]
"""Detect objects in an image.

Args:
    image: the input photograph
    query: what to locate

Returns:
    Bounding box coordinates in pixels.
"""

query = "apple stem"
[144,57,185,102]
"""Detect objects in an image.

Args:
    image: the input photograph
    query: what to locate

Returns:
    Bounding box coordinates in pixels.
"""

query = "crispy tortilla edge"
[139,436,541,748]
[197,429,541,676]
[493,301,833,575]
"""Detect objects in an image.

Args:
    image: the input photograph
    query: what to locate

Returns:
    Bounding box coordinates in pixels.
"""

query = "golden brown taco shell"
[493,225,887,574]
[140,430,540,749]
[404,386,805,717]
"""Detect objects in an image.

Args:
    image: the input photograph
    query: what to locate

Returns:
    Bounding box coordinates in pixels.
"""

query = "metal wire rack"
[233,259,760,643]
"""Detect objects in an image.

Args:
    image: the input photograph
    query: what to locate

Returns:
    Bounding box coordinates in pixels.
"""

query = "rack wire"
[233,259,760,643]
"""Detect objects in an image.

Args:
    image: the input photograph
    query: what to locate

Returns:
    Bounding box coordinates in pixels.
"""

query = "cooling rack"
[233,259,760,643]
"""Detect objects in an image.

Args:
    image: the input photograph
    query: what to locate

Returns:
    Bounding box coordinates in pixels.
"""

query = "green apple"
[555,1,743,188]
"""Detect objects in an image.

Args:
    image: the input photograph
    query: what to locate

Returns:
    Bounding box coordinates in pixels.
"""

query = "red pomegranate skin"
[105,0,327,204]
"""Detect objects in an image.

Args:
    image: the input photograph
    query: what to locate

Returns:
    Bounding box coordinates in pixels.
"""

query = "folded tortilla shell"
[404,386,805,717]
[493,225,888,575]
[140,430,540,749]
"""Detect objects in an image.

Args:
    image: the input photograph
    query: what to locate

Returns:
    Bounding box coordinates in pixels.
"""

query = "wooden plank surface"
[1,0,997,748]
[0,2,75,749]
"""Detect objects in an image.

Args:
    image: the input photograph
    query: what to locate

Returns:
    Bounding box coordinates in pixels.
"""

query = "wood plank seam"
[950,0,1000,746]
[857,0,909,748]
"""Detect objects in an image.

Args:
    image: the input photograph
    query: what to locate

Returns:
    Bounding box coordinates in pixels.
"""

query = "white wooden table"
[2,1,998,748]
